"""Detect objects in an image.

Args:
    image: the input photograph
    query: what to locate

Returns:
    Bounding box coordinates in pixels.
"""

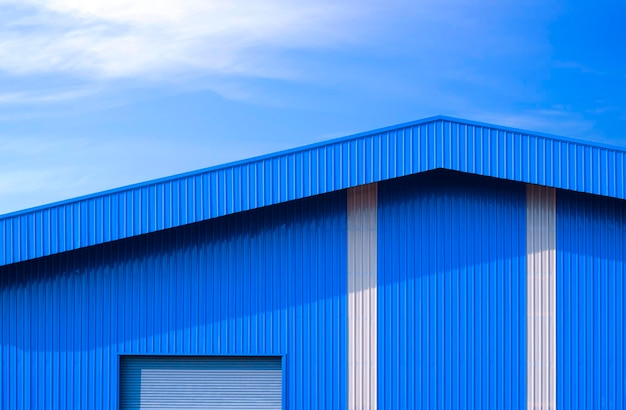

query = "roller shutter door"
[120,356,282,409]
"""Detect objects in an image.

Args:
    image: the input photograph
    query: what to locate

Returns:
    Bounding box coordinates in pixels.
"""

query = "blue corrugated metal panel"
[557,191,625,409]
[1,115,624,267]
[0,191,347,409]
[378,171,527,409]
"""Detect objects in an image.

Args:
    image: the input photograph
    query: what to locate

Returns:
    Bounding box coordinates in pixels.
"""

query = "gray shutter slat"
[120,356,282,409]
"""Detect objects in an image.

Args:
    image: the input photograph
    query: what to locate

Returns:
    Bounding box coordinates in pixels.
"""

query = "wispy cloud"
[0,0,560,108]
[0,0,370,81]
[0,87,98,104]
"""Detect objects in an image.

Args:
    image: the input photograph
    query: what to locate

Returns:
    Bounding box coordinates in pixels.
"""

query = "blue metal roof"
[1,115,625,267]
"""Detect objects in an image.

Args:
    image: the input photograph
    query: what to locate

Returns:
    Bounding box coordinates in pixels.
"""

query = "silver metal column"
[348,183,378,410]
[526,185,557,410]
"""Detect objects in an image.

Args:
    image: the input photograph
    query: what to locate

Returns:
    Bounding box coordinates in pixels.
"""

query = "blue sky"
[0,0,624,215]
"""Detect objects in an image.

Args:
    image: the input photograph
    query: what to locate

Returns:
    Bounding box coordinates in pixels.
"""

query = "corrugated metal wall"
[378,171,527,409]
[0,191,347,409]
[3,116,625,268]
[557,191,625,409]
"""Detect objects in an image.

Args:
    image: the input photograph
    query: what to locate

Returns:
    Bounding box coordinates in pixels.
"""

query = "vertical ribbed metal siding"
[347,184,378,409]
[557,191,625,409]
[526,185,556,409]
[3,117,625,268]
[119,356,282,409]
[0,191,347,409]
[437,120,625,198]
[378,171,527,409]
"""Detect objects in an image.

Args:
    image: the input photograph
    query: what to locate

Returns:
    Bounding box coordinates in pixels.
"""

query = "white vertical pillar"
[527,185,557,410]
[348,183,378,410]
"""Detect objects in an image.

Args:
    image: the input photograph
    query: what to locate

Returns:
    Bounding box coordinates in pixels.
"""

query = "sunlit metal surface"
[2,116,624,267]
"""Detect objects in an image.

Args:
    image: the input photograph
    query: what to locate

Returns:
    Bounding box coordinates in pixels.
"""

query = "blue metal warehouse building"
[1,116,624,409]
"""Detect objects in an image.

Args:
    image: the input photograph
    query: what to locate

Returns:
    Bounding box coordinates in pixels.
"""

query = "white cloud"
[0,0,370,81]
[0,0,557,106]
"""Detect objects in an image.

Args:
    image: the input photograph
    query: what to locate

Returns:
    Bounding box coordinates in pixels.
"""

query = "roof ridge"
[1,116,624,267]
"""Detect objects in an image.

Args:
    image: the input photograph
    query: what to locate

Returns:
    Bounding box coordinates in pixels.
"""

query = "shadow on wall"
[556,189,626,410]
[0,189,350,409]
[0,169,576,409]
[1,170,531,358]
[377,170,529,409]
[0,189,349,355]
